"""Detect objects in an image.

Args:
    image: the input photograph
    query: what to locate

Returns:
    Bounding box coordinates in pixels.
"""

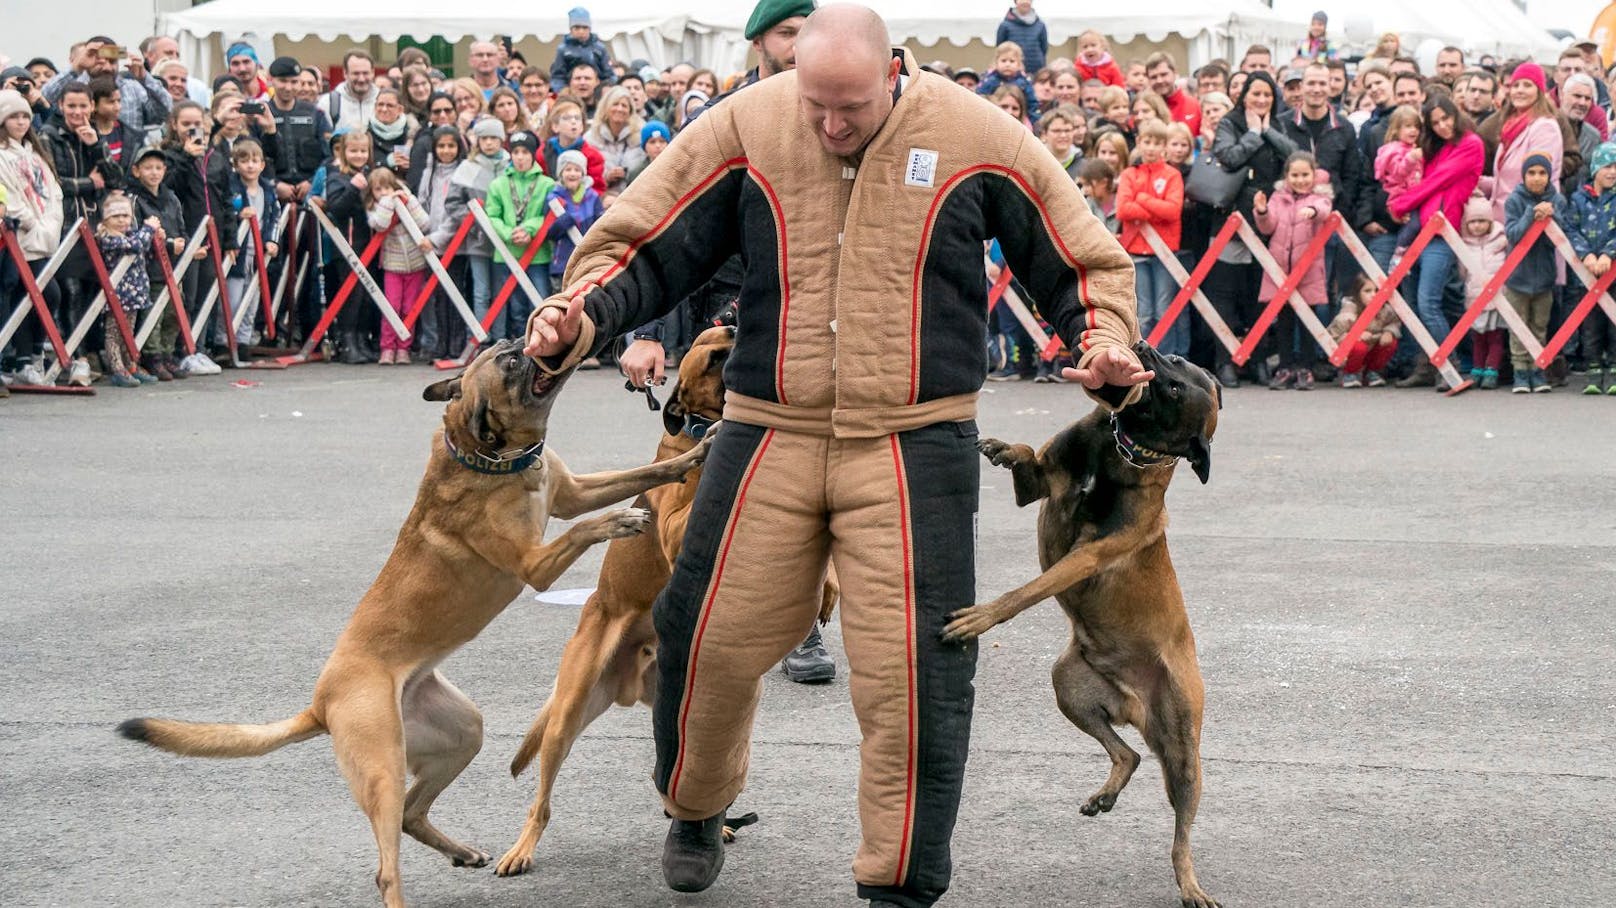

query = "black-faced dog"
[944,340,1222,908]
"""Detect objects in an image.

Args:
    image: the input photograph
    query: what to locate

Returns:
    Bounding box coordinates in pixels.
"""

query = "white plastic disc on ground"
[534,587,595,606]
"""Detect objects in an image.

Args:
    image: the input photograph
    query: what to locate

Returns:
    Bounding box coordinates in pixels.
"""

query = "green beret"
[745,0,816,40]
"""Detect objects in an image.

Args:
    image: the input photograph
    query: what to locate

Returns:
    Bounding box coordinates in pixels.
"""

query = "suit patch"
[905,148,939,188]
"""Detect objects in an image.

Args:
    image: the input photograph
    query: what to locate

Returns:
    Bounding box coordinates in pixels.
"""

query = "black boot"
[781,625,836,683]
[662,812,726,893]
[358,331,380,362]
[337,330,370,365]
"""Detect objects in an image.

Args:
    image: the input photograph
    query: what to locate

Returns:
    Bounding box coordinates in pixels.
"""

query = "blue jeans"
[1412,240,1455,346]
[1134,256,1187,356]
[1363,230,1399,274]
[467,254,493,327]
[489,262,551,341]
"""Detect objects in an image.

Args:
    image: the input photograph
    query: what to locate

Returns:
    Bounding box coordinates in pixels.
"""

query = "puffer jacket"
[0,139,64,259]
[1328,291,1402,342]
[995,9,1049,73]
[444,150,509,259]
[543,182,603,278]
[1254,182,1334,304]
[41,120,118,227]
[1456,196,1508,304]
[366,190,432,273]
[128,180,187,281]
[534,50,1142,435]
[1563,181,1616,259]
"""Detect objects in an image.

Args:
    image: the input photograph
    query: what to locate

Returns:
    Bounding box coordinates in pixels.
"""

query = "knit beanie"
[1593,141,1616,174]
[1522,151,1554,179]
[745,0,817,40]
[640,120,671,145]
[0,89,29,124]
[1508,62,1547,96]
[507,130,540,154]
[556,148,588,175]
[1463,194,1493,226]
[568,7,592,27]
[472,117,506,140]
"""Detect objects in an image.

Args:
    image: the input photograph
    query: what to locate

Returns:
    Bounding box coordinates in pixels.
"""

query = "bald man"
[524,6,1147,905]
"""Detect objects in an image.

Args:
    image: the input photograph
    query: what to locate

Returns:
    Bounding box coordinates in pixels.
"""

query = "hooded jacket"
[995,9,1049,74]
[1503,178,1565,294]
[1388,132,1484,230]
[1456,195,1508,305]
[484,164,558,266]
[542,136,607,195]
[532,50,1142,436]
[544,181,603,277]
[128,178,187,282]
[0,137,64,260]
[444,149,508,258]
[366,189,432,273]
[1254,180,1334,304]
[1564,180,1616,259]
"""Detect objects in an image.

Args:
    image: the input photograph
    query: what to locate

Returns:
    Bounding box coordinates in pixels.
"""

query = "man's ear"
[422,374,463,401]
[662,389,686,437]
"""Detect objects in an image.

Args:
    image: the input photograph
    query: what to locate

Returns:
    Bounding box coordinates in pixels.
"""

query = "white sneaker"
[181,352,222,376]
[69,358,92,387]
[14,361,48,386]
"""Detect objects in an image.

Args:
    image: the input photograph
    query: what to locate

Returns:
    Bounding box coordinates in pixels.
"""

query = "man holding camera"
[40,35,170,136]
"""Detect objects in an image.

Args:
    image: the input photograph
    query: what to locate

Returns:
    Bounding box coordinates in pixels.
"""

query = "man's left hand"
[1062,346,1154,390]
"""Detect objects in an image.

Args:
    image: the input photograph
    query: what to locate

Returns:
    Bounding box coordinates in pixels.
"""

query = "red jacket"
[1075,58,1125,88]
[1163,88,1202,135]
[1116,160,1183,254]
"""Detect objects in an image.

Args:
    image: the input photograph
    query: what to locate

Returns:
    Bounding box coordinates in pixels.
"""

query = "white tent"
[872,0,1308,66]
[1270,0,1563,61]
[159,0,755,73]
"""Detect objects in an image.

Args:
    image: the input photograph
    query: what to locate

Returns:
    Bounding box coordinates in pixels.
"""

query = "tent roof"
[1270,0,1562,59]
[868,0,1306,46]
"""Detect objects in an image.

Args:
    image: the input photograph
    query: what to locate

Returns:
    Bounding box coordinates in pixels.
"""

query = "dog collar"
[1111,417,1178,469]
[442,430,545,475]
[682,412,717,440]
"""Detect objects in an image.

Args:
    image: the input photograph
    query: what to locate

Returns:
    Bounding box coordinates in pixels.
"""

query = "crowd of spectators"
[4,4,1616,400]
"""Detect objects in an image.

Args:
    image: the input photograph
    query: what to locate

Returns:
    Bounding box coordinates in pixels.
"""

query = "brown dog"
[942,342,1221,908]
[495,325,836,876]
[116,339,713,908]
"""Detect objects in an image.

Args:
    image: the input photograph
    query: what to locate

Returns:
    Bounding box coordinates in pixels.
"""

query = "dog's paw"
[941,604,997,643]
[580,507,651,543]
[493,846,534,877]
[451,847,491,869]
[1179,883,1221,908]
[1080,790,1118,816]
[977,437,1023,470]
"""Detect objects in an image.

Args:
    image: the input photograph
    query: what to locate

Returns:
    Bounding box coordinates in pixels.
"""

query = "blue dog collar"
[443,430,545,475]
[682,412,717,441]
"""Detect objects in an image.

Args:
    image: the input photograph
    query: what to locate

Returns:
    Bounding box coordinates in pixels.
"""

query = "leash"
[1110,415,1178,469]
[624,379,661,411]
[442,430,545,475]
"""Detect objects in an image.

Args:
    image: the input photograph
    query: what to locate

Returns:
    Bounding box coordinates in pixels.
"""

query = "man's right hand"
[524,293,586,359]
[620,338,666,388]
[1363,223,1388,237]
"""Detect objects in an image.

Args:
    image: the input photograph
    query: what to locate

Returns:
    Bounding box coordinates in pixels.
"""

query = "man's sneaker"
[1480,368,1499,390]
[1365,370,1387,387]
[1268,367,1294,390]
[1531,368,1552,392]
[1294,368,1314,390]
[68,358,92,387]
[1512,372,1532,393]
[13,361,49,386]
[182,352,222,375]
[986,366,1025,382]
[1339,372,1362,389]
[132,366,159,384]
[662,813,726,893]
[109,370,141,388]
[781,626,836,683]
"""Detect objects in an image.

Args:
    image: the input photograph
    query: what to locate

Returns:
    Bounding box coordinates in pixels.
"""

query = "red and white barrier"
[394,209,487,345]
[1538,222,1616,369]
[0,220,83,393]
[273,202,404,366]
[133,219,209,355]
[432,199,559,370]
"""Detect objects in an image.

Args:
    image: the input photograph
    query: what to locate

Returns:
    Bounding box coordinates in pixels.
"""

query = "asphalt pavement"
[1,365,1612,908]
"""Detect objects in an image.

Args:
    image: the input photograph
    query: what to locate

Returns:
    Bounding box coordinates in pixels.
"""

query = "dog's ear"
[1186,434,1212,484]
[662,387,686,437]
[422,374,463,401]
[706,346,730,372]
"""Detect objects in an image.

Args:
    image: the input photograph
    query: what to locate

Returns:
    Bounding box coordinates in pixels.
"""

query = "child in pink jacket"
[1254,151,1333,390]
[1455,194,1509,388]
[1375,105,1424,255]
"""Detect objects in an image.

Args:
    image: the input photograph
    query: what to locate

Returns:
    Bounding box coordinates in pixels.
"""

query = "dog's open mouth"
[531,368,557,398]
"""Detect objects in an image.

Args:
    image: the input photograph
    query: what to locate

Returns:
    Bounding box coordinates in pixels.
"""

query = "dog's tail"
[116,709,325,758]
[509,703,551,778]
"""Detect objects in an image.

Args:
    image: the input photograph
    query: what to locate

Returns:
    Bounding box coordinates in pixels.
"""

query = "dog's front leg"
[942,511,1167,642]
[477,508,653,593]
[545,431,717,519]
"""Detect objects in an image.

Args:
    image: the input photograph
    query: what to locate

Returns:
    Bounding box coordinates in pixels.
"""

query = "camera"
[97,45,125,61]
[239,101,264,115]
[187,127,205,140]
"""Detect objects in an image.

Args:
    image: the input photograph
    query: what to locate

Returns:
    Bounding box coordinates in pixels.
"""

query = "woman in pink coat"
[1388,96,1484,390]
[1254,150,1333,389]
[1489,62,1564,221]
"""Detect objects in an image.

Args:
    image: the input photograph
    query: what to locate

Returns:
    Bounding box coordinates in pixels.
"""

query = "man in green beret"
[745,0,817,79]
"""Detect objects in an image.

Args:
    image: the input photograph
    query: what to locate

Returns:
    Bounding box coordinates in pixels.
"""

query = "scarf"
[369,115,408,144]
[1011,7,1038,24]
[451,150,508,192]
[1080,52,1114,69]
[1498,110,1540,157]
[0,140,50,215]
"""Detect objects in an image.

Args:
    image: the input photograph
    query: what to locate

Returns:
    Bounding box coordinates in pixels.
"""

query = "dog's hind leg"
[326,676,409,908]
[1142,662,1218,908]
[496,608,636,877]
[401,671,490,869]
[1052,646,1141,818]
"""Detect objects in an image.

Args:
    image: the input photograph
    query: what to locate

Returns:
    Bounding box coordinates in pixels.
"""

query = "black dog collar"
[682,412,717,440]
[1111,416,1177,469]
[443,430,545,475]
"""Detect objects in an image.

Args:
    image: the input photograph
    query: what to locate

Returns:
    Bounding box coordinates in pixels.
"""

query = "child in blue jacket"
[544,148,603,282]
[1564,141,1616,393]
[1503,152,1566,393]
